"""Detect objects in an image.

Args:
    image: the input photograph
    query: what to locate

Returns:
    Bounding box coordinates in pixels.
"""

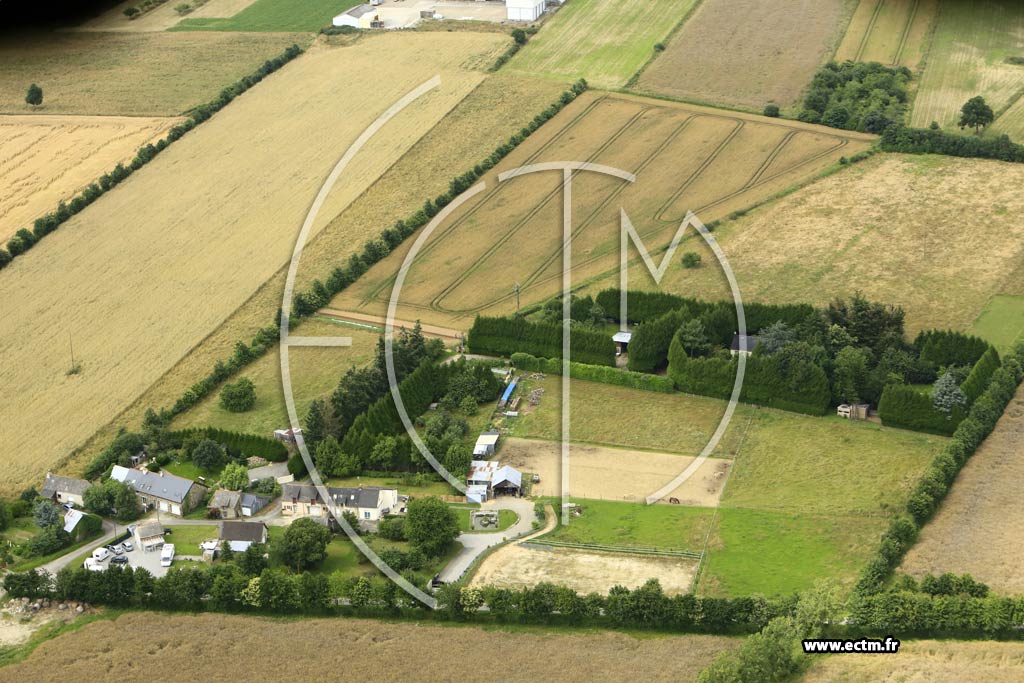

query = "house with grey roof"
[240,493,271,517]
[219,520,268,552]
[730,333,760,357]
[110,465,207,516]
[39,472,92,507]
[207,490,242,519]
[281,483,398,527]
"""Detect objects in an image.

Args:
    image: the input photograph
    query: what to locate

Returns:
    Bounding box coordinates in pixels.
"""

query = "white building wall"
[506,0,545,21]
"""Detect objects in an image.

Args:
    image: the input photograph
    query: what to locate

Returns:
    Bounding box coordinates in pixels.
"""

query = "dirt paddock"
[500,437,729,506]
[470,543,699,595]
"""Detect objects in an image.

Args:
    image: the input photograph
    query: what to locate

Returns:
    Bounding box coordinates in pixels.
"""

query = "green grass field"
[722,411,945,516]
[699,508,883,597]
[544,498,715,552]
[507,0,695,88]
[164,459,224,483]
[506,377,749,456]
[171,320,380,437]
[173,0,358,32]
[164,525,218,555]
[970,295,1024,352]
[910,0,1024,138]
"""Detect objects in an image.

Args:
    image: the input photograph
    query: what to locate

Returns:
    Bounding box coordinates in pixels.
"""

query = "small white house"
[333,3,379,28]
[473,431,500,457]
[506,0,546,21]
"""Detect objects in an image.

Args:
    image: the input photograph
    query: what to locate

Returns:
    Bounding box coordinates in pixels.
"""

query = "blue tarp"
[500,380,517,404]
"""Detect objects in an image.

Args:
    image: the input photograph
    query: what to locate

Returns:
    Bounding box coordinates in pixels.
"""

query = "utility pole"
[513,281,521,313]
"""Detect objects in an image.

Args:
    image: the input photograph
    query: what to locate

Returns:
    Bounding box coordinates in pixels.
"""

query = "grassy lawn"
[508,0,694,88]
[451,506,518,533]
[722,410,945,517]
[325,474,454,498]
[970,295,1024,353]
[506,376,749,457]
[543,498,715,553]
[164,460,223,484]
[163,525,218,555]
[171,320,380,437]
[1,516,38,544]
[7,528,106,573]
[699,508,883,597]
[173,0,360,32]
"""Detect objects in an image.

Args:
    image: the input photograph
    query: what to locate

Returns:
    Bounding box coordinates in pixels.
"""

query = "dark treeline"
[467,314,616,366]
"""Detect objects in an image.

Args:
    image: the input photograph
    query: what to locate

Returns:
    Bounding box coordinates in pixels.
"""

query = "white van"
[160,543,175,567]
[83,557,106,572]
[92,547,111,563]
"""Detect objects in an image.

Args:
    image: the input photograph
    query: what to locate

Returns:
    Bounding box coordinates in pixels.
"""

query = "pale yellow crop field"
[0,114,180,243]
[0,32,506,492]
[834,0,938,69]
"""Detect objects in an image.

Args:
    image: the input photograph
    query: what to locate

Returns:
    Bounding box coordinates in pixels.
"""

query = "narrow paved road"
[437,497,537,583]
[38,520,116,576]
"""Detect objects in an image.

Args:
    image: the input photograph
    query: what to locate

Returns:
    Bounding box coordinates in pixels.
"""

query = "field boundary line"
[428,105,652,312]
[524,539,702,559]
[624,0,708,89]
[654,118,744,222]
[692,410,755,593]
[892,0,921,66]
[362,95,611,302]
[854,0,885,62]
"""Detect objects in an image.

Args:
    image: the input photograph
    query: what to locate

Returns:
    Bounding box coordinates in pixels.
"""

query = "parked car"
[111,555,129,565]
[121,540,134,552]
[108,544,124,555]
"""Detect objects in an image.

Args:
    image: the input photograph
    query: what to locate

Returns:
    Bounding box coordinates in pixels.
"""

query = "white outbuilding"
[333,4,379,28]
[506,0,545,21]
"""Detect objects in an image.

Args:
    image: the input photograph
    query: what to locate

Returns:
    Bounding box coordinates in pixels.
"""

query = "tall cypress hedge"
[877,385,965,435]
[467,315,615,366]
[915,330,990,369]
[596,288,814,332]
[666,332,831,415]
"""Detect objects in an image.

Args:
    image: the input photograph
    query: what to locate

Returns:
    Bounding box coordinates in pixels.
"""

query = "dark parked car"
[111,555,129,565]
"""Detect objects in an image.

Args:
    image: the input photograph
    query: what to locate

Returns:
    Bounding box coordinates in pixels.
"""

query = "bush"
[802,61,910,133]
[763,103,780,117]
[287,453,308,479]
[878,384,964,435]
[219,377,256,412]
[680,251,701,269]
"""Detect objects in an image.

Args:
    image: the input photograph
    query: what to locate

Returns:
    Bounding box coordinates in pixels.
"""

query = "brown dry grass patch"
[0,114,180,243]
[0,612,739,682]
[800,638,1024,682]
[501,437,729,506]
[591,153,1024,336]
[900,386,1024,593]
[470,544,700,596]
[0,32,506,493]
[0,31,311,116]
[57,72,569,491]
[635,0,855,110]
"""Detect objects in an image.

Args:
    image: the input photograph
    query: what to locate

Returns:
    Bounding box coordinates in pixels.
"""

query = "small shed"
[506,0,546,21]
[612,330,632,356]
[473,431,501,457]
[730,333,759,356]
[241,493,271,517]
[134,520,165,552]
[62,508,84,534]
[466,484,489,504]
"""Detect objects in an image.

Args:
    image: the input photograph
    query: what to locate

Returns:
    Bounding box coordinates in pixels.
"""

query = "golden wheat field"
[0,32,507,494]
[834,0,938,69]
[62,71,569,482]
[635,0,854,110]
[329,90,872,329]
[800,638,1024,682]
[0,114,181,243]
[0,31,311,116]
[899,386,1024,593]
[582,153,1024,335]
[0,613,739,683]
